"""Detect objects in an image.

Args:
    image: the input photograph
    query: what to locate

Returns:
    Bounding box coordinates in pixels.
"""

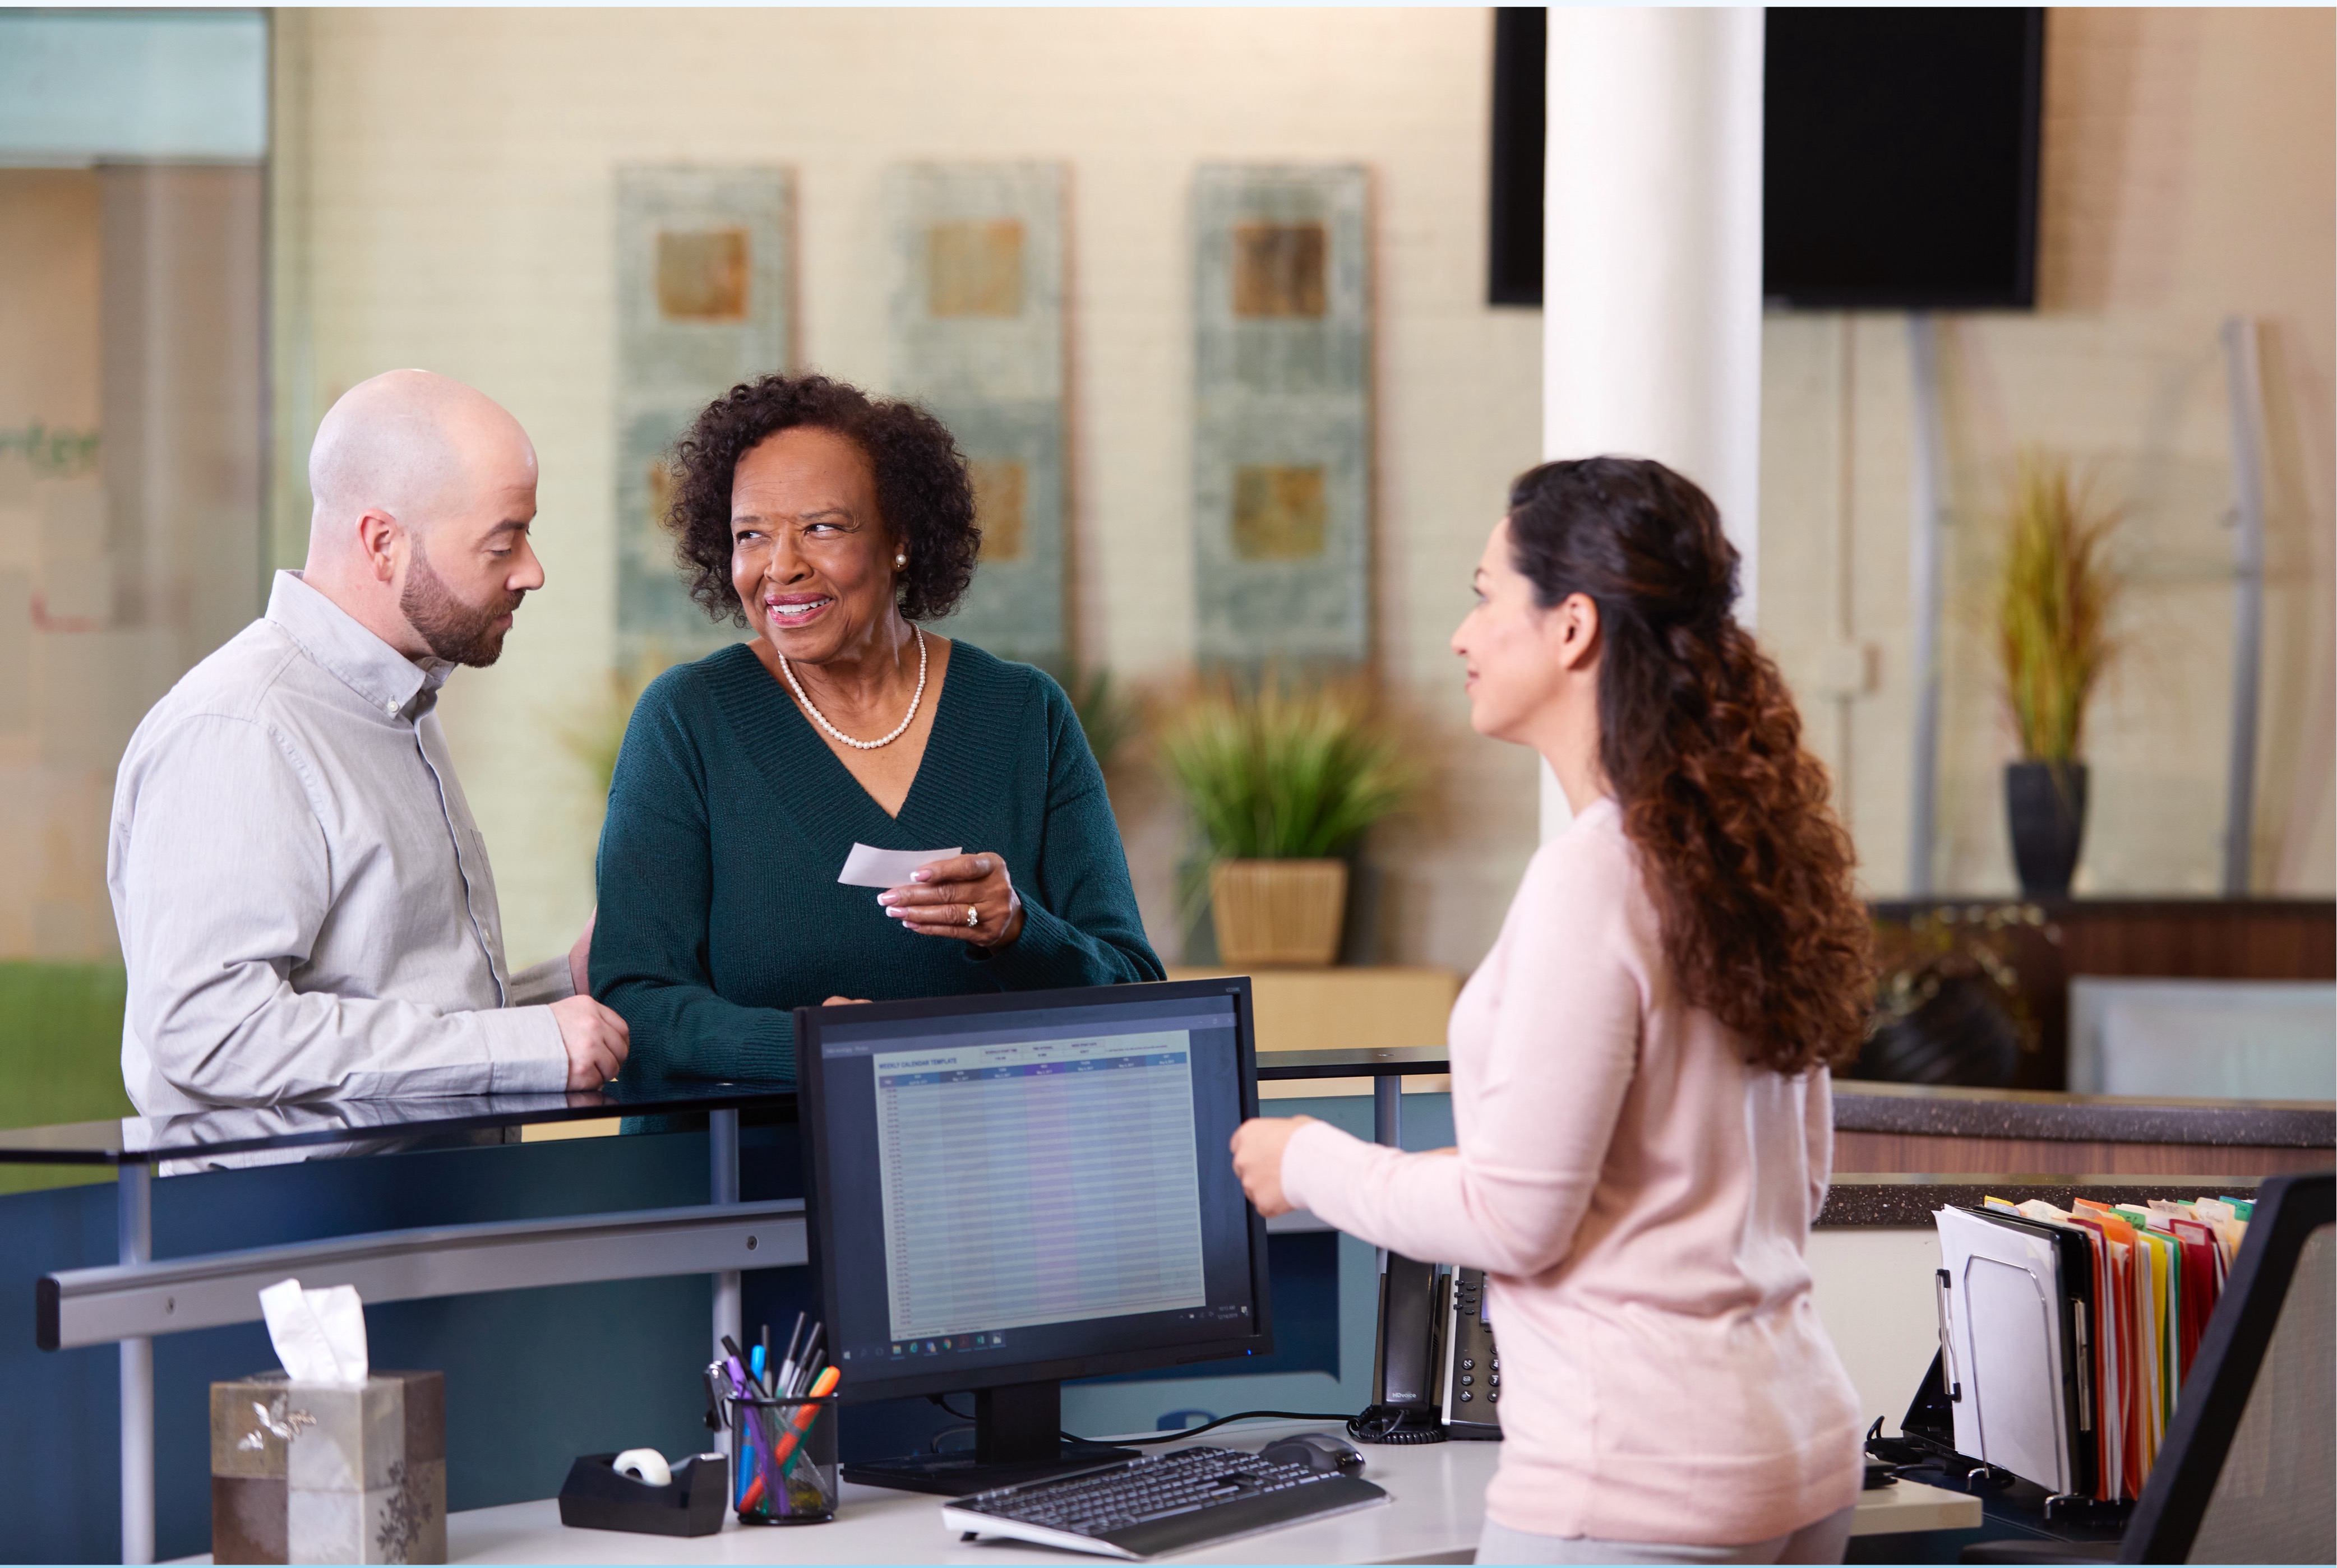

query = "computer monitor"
[796,977,1272,1495]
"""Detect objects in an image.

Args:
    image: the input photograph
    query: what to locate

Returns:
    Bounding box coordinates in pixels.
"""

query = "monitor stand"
[842,1380,1141,1497]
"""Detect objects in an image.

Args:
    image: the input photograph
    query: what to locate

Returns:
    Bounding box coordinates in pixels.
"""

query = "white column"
[1540,7,1766,840]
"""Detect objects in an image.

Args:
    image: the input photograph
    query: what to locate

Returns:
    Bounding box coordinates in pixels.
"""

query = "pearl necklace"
[778,626,927,750]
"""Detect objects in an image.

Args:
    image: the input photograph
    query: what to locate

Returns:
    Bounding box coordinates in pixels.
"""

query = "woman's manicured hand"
[1230,1115,1315,1217]
[878,853,1025,947]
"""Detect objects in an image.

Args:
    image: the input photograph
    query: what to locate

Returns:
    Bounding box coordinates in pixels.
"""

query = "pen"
[794,1323,824,1392]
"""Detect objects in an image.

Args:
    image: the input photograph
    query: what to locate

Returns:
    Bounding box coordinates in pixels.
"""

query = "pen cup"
[727,1393,839,1525]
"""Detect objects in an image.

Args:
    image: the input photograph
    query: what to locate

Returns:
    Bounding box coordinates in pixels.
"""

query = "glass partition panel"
[0,12,267,1185]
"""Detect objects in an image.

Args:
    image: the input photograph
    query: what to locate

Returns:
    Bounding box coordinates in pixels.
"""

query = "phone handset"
[1348,1253,1507,1446]
[1349,1251,1448,1444]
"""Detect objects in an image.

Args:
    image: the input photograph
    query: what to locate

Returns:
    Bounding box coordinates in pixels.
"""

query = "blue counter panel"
[0,1132,713,1563]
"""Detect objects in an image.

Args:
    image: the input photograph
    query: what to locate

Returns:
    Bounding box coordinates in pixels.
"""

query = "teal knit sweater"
[591,640,1163,1083]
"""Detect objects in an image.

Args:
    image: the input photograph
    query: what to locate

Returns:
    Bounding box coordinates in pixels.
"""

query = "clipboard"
[1934,1204,2098,1498]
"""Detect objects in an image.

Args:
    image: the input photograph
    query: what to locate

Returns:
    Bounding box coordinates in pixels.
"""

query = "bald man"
[107,370,628,1114]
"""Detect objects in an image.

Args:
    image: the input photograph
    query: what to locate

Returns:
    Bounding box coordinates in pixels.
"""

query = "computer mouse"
[1260,1432,1366,1476]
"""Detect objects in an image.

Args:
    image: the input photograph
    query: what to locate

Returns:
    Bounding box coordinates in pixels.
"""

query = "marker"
[774,1311,806,1395]
[779,1312,806,1380]
[767,1365,842,1470]
[724,1354,750,1391]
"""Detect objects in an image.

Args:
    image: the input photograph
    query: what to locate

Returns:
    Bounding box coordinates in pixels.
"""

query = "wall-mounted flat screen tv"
[1763,7,2044,310]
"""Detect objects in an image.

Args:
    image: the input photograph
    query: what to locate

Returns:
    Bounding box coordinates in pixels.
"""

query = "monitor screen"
[798,979,1272,1402]
[1763,7,2044,309]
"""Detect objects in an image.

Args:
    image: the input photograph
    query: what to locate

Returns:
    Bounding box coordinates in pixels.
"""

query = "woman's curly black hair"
[663,372,979,626]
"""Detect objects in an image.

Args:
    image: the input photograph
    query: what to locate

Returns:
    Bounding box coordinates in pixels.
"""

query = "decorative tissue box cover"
[211,1370,446,1565]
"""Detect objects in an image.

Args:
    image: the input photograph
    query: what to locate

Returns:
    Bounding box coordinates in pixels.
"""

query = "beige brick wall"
[270,7,1546,972]
[266,6,2331,980]
[1759,7,2335,899]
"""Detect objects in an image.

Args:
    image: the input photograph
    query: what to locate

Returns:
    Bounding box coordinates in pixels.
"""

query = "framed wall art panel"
[1191,164,1371,670]
[613,166,793,670]
[883,162,1066,669]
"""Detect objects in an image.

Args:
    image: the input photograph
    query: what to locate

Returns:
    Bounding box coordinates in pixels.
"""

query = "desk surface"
[189,1423,1980,1565]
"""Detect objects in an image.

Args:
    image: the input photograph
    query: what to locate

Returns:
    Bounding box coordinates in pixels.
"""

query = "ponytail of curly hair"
[1507,457,1873,1075]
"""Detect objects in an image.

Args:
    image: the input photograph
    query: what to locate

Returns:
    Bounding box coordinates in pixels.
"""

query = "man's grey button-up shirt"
[107,570,570,1115]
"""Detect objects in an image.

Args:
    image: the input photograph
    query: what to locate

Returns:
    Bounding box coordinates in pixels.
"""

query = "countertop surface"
[175,1421,1980,1565]
[1813,1171,2272,1228]
[1830,1080,2334,1147]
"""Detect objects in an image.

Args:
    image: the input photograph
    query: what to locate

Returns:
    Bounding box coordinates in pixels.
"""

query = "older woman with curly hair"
[1231,458,1872,1565]
[590,373,1161,1083]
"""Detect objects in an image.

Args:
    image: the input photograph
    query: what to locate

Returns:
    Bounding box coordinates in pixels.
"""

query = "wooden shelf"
[1168,965,1458,1098]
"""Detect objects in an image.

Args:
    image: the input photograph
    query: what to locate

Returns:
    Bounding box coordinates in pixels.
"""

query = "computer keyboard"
[939,1444,1389,1560]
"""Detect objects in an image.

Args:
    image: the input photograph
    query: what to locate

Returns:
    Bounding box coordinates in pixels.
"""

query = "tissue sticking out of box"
[257,1278,369,1385]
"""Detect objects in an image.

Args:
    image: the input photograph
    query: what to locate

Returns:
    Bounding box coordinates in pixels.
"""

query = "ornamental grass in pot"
[1993,454,2122,896]
[1158,678,1417,967]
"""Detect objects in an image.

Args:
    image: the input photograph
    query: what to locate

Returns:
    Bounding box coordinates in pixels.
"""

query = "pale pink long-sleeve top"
[1278,797,1862,1546]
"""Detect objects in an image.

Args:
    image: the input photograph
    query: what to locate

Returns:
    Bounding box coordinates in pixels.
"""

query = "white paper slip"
[838,842,962,888]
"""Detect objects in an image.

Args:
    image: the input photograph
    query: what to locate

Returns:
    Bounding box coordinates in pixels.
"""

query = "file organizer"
[1926,1194,2249,1506]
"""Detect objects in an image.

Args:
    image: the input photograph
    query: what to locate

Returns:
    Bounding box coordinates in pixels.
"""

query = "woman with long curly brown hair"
[1233,457,1871,1564]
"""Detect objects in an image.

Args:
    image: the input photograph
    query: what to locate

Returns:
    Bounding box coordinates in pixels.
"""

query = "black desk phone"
[1440,1266,1502,1439]
[1350,1252,1503,1444]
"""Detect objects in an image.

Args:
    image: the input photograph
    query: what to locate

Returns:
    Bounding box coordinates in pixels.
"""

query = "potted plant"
[1158,678,1417,967]
[1992,454,2122,896]
[1059,664,1140,779]
[1859,904,2051,1086]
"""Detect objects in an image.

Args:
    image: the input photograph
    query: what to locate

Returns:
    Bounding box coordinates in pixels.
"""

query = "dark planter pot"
[2005,761,2089,897]
[1856,975,2024,1088]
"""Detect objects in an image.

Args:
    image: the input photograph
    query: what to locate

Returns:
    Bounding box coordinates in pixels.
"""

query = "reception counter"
[6,1029,2329,1558]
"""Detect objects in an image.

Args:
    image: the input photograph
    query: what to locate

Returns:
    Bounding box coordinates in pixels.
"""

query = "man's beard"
[400,541,523,667]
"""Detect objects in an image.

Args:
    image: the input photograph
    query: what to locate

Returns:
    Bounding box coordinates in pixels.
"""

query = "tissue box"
[211,1370,446,1565]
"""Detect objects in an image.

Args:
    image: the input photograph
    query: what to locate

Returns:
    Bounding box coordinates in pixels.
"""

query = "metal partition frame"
[41,1195,805,1350]
[2219,316,2267,896]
